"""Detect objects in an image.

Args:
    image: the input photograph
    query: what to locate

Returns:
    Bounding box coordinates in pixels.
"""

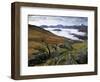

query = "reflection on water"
[44,28,86,40]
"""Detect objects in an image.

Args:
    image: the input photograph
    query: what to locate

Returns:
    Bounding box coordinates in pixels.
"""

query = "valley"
[28,24,88,66]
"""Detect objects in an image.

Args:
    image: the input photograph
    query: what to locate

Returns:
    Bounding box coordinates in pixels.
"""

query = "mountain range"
[40,24,87,32]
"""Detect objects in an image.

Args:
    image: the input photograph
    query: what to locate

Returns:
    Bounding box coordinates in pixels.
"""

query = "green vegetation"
[28,25,88,66]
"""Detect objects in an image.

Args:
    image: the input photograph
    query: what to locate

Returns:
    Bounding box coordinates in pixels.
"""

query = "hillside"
[28,24,87,66]
[28,24,65,58]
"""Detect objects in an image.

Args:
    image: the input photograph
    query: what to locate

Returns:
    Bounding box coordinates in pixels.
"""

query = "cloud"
[28,15,88,26]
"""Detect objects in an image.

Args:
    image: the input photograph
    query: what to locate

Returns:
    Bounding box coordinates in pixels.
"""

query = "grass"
[28,24,88,66]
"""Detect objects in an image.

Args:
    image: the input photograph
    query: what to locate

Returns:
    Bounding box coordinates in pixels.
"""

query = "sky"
[28,15,88,26]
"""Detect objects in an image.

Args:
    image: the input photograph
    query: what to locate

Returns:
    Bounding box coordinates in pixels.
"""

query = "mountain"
[40,24,87,33]
[28,24,87,66]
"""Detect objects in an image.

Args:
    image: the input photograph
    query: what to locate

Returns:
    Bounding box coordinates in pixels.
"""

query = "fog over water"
[44,27,86,40]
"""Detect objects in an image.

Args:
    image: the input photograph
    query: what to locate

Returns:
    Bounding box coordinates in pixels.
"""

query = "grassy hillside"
[28,25,64,57]
[28,24,87,66]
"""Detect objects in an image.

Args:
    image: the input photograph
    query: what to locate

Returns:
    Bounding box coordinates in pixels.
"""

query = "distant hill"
[40,24,87,32]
